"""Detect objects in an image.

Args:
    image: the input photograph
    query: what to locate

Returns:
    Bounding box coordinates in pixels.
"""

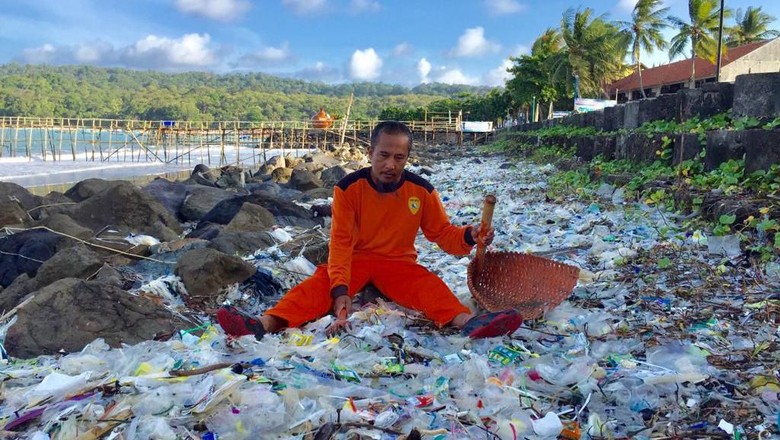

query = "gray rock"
[180,186,238,222]
[143,178,188,220]
[64,178,125,202]
[320,166,350,187]
[271,167,293,184]
[175,248,256,309]
[224,203,276,233]
[0,200,28,227]
[0,182,40,210]
[5,278,186,358]
[0,244,104,312]
[65,182,182,242]
[289,169,324,191]
[208,231,276,256]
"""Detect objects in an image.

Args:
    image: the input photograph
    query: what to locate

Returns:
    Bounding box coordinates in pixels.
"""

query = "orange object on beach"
[312,107,334,129]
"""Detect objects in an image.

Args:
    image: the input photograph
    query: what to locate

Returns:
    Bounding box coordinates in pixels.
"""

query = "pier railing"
[0,116,464,166]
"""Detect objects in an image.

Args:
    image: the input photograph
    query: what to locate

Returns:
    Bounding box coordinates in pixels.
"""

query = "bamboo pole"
[57,118,64,161]
[14,117,20,158]
[339,92,354,149]
[0,117,6,157]
[26,126,33,161]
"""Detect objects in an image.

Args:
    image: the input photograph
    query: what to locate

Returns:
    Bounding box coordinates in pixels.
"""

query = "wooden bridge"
[0,115,465,167]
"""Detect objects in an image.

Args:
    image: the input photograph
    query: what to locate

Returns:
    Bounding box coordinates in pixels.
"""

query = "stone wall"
[510,72,780,171]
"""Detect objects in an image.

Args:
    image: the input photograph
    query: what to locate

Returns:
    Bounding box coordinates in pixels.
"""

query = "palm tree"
[618,0,669,98]
[507,28,565,120]
[668,0,731,87]
[726,6,779,47]
[558,8,629,99]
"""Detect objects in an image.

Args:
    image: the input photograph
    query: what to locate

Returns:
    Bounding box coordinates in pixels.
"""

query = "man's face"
[369,132,410,186]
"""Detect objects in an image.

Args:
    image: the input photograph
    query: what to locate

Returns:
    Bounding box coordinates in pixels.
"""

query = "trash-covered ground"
[2,149,780,439]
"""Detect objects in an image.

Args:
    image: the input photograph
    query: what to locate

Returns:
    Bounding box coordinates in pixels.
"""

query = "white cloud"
[617,0,639,13]
[349,48,382,80]
[234,42,293,67]
[283,0,327,14]
[351,0,380,12]
[289,61,344,82]
[484,0,526,15]
[121,33,220,68]
[434,68,479,85]
[417,58,431,83]
[19,40,115,65]
[484,58,513,86]
[393,42,412,57]
[175,0,252,22]
[450,27,501,57]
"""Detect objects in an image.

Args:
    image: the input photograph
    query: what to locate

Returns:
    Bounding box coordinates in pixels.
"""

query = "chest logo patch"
[408,197,421,215]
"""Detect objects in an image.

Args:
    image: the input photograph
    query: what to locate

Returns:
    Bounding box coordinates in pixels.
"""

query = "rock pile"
[0,148,370,358]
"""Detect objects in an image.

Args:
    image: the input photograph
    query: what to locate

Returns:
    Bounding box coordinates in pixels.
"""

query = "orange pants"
[266,259,470,328]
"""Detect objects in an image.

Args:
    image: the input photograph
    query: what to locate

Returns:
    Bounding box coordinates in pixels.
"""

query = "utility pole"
[715,0,725,82]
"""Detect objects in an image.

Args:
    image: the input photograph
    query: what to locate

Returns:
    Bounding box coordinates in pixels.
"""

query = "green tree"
[618,0,669,98]
[558,8,629,99]
[726,6,779,47]
[668,0,731,86]
[506,28,568,121]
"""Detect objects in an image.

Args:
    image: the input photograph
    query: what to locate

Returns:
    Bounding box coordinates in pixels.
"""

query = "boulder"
[200,194,323,229]
[180,186,238,222]
[0,229,67,288]
[303,151,342,168]
[246,181,282,197]
[265,155,286,170]
[36,213,94,240]
[288,169,324,192]
[65,182,182,242]
[297,188,333,202]
[31,191,75,220]
[0,200,28,227]
[215,166,246,189]
[271,167,293,184]
[223,203,276,233]
[191,164,219,183]
[64,178,125,202]
[143,178,188,219]
[0,244,104,312]
[0,182,40,210]
[5,278,186,358]
[174,248,256,309]
[208,231,276,256]
[320,166,350,187]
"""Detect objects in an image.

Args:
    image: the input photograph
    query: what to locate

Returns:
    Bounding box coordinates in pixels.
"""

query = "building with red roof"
[607,38,780,102]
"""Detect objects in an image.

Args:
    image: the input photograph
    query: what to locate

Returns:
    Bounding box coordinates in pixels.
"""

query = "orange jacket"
[328,168,475,296]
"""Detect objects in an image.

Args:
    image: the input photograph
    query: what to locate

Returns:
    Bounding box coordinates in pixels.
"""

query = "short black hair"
[370,120,413,152]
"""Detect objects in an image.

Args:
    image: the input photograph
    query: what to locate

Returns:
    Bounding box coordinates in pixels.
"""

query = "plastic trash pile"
[2,151,779,439]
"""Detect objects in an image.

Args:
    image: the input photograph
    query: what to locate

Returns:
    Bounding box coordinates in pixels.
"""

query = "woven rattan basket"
[467,251,580,320]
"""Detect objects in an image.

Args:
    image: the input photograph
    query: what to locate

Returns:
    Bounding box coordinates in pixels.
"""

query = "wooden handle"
[475,194,497,274]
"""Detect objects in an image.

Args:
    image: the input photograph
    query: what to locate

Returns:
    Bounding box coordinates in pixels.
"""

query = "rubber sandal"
[461,309,523,339]
[217,305,266,340]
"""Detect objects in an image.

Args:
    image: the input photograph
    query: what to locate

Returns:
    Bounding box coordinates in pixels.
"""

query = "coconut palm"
[506,28,565,120]
[668,0,731,87]
[617,0,669,98]
[558,7,629,98]
[726,6,779,47]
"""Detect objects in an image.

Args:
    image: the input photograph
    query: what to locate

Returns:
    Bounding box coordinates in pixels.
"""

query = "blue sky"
[0,0,778,87]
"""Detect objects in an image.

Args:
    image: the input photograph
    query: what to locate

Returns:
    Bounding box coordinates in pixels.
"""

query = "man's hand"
[471,224,495,246]
[326,295,352,337]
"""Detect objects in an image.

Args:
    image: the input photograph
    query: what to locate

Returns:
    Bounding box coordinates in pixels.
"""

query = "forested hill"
[0,64,493,121]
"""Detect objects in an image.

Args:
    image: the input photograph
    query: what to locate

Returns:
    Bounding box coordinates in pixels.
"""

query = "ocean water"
[0,146,314,194]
